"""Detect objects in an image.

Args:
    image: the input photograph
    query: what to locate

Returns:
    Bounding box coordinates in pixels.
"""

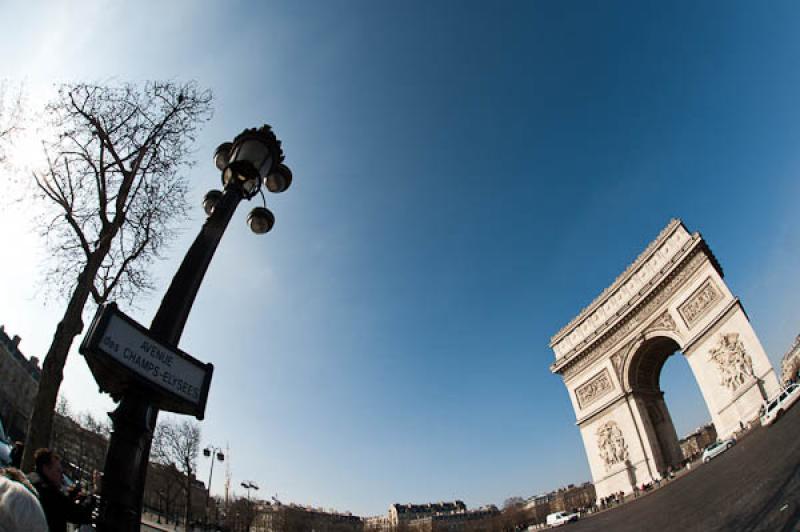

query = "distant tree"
[49,395,72,452]
[152,417,202,527]
[502,496,525,510]
[224,496,257,531]
[76,410,110,483]
[78,410,110,439]
[244,497,256,531]
[145,462,186,525]
[19,81,212,471]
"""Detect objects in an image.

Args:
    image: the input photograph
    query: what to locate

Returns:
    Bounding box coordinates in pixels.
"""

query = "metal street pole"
[206,456,216,525]
[92,125,290,532]
[97,184,245,531]
[204,446,224,527]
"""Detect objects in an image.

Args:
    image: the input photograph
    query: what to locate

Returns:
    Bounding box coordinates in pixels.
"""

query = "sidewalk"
[140,511,183,532]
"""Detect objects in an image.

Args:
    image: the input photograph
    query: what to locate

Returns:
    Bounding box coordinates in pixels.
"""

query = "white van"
[760,382,800,426]
[546,511,578,526]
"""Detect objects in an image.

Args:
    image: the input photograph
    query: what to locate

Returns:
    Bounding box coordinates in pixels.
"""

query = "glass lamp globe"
[247,207,275,234]
[213,142,232,171]
[265,164,293,193]
[202,190,223,216]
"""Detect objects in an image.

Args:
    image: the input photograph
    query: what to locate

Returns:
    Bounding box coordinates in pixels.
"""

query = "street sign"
[80,303,213,419]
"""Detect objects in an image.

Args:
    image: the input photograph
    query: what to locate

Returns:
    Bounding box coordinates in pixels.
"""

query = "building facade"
[253,503,363,532]
[389,501,467,528]
[781,334,800,384]
[550,482,596,513]
[0,325,41,441]
[143,462,208,527]
[523,482,595,526]
[679,424,717,461]
[361,501,502,531]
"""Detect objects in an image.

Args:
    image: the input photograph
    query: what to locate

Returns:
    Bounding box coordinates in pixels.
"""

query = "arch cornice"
[553,244,708,382]
[551,219,686,346]
[550,220,723,359]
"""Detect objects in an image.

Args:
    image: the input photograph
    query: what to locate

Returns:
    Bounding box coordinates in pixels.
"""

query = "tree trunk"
[20,286,88,471]
[21,247,109,472]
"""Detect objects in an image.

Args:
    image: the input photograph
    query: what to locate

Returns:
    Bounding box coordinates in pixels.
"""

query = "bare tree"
[0,81,23,163]
[78,411,110,439]
[224,496,258,532]
[49,395,72,454]
[20,81,212,471]
[152,417,202,527]
[502,496,525,510]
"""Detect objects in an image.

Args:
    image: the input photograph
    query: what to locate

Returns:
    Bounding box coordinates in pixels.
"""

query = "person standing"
[28,448,94,532]
[9,442,23,469]
[0,468,49,532]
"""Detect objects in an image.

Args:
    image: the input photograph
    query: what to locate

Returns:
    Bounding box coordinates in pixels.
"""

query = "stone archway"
[625,336,684,475]
[549,220,780,501]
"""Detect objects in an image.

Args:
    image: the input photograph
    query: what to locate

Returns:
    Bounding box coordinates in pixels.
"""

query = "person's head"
[0,467,36,495]
[0,474,48,531]
[33,448,62,487]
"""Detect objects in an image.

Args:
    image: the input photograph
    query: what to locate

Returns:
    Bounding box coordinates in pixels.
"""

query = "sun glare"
[12,128,47,171]
[6,85,54,173]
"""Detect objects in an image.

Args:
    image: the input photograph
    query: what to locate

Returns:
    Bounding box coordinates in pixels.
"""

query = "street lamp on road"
[97,125,292,532]
[241,480,259,501]
[203,445,225,526]
[150,125,293,344]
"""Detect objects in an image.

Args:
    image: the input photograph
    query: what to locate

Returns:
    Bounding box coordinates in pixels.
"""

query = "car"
[701,438,735,463]
[546,511,579,527]
[760,382,800,427]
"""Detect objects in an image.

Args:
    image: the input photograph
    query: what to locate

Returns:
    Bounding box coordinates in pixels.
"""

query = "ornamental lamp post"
[203,445,225,526]
[241,481,259,500]
[149,125,292,344]
[240,480,259,531]
[95,125,292,532]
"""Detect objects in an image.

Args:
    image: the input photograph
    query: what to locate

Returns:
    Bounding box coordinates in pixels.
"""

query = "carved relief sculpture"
[597,421,629,470]
[576,369,614,408]
[679,277,721,328]
[709,332,754,392]
[646,311,676,333]
[552,221,691,358]
[610,351,625,381]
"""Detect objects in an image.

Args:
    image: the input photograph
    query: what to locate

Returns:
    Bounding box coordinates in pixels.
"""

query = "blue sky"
[1,0,800,516]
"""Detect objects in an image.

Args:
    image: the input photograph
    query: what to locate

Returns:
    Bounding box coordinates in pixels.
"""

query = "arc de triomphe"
[550,219,779,500]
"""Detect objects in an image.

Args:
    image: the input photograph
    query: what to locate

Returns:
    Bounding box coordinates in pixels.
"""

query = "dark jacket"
[29,473,93,532]
[10,444,22,468]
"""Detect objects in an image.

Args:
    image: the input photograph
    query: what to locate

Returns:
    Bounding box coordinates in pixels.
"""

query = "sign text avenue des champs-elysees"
[80,303,213,419]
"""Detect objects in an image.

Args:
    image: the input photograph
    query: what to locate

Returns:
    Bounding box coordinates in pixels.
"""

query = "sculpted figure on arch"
[709,333,754,392]
[597,421,628,470]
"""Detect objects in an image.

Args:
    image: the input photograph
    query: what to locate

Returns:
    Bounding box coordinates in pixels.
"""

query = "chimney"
[11,335,21,348]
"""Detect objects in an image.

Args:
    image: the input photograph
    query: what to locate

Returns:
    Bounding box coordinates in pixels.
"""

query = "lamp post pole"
[204,446,224,527]
[241,480,259,527]
[241,481,259,502]
[95,126,292,532]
